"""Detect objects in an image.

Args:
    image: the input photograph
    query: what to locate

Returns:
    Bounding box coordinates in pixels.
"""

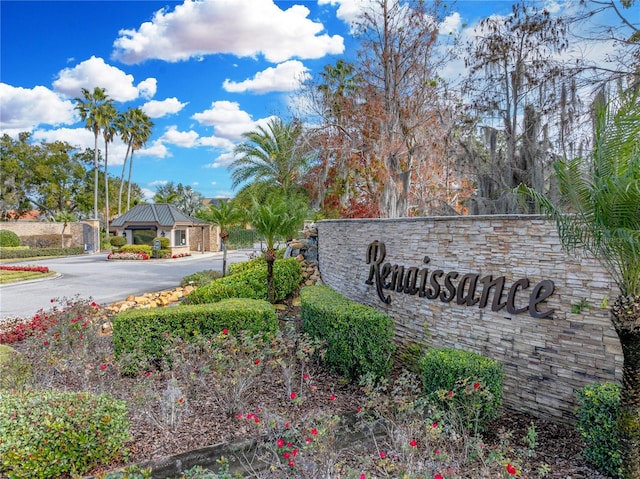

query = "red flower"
[277,439,285,448]
[434,474,444,479]
[236,413,243,419]
[305,437,312,443]
[448,390,454,397]
[432,422,438,428]
[303,373,309,380]
[379,451,386,459]
[360,475,366,479]
[145,371,152,377]
[285,422,290,428]
[100,364,107,370]
[254,417,260,423]
[473,382,481,389]
[410,439,418,447]
[288,460,295,467]
[290,392,297,400]
[254,359,261,365]
[329,394,336,401]
[292,448,298,456]
[357,407,362,413]
[434,449,441,455]
[506,464,517,475]
[283,452,290,459]
[43,341,49,346]
[222,328,228,335]
[311,428,318,435]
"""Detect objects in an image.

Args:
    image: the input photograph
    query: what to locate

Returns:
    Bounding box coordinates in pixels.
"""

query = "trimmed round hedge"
[0,230,20,247]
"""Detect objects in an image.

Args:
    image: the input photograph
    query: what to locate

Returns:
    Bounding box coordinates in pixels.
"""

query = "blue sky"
[0,0,624,201]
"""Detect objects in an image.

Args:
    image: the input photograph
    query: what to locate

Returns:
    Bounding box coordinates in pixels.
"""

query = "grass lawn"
[0,270,56,285]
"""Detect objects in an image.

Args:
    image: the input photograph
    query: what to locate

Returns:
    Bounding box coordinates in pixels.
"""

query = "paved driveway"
[0,250,256,320]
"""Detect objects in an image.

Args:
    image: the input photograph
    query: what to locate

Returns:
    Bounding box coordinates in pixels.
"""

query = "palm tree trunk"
[267,258,275,303]
[118,140,132,215]
[104,141,109,239]
[126,150,135,211]
[221,237,228,277]
[612,294,640,479]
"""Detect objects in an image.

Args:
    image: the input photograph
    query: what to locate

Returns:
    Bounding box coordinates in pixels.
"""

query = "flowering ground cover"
[0,296,609,479]
[0,264,54,284]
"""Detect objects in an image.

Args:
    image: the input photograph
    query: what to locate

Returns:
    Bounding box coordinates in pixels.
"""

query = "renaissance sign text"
[365,241,555,319]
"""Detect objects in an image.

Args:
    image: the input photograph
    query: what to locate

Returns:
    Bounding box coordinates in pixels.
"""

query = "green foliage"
[420,347,504,432]
[153,236,170,249]
[576,382,622,478]
[154,249,172,258]
[184,257,301,305]
[0,344,31,389]
[0,246,83,259]
[180,269,223,288]
[300,285,395,381]
[119,244,152,256]
[0,230,20,247]
[112,299,278,373]
[0,389,130,479]
[110,235,127,247]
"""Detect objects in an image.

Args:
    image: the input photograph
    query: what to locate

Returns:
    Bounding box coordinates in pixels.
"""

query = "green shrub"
[120,244,153,256]
[181,269,223,288]
[419,347,504,432]
[153,236,170,249]
[0,389,130,479]
[0,230,20,247]
[576,382,622,478]
[0,246,83,259]
[184,257,301,305]
[110,236,126,248]
[112,299,278,372]
[0,344,31,389]
[154,249,172,258]
[300,285,395,381]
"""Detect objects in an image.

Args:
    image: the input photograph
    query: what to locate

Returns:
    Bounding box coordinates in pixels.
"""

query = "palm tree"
[117,108,153,213]
[197,199,243,276]
[101,103,118,238]
[231,118,312,197]
[74,87,114,248]
[516,89,640,479]
[248,194,306,303]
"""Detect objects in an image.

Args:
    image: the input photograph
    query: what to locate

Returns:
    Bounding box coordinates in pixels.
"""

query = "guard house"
[111,204,216,255]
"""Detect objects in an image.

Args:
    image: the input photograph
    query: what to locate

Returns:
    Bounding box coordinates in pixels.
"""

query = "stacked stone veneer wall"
[0,221,93,248]
[317,215,622,422]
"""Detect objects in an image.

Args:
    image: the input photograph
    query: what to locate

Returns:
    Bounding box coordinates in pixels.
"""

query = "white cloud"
[142,97,188,118]
[204,151,237,169]
[199,135,234,150]
[52,56,156,102]
[141,188,156,201]
[223,60,311,94]
[318,0,364,29]
[160,125,199,147]
[192,100,273,141]
[30,127,131,166]
[148,180,169,187]
[0,83,76,134]
[439,12,462,35]
[112,0,344,64]
[138,140,170,158]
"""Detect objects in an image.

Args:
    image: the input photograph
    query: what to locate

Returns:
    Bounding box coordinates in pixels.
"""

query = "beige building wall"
[317,215,621,423]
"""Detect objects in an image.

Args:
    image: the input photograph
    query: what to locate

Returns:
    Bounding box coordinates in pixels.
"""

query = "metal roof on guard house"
[111,204,206,228]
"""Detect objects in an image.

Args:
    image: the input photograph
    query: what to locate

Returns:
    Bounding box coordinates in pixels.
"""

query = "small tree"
[516,89,640,479]
[197,200,243,277]
[248,194,306,303]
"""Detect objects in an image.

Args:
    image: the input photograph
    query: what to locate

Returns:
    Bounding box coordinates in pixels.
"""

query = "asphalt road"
[0,250,256,320]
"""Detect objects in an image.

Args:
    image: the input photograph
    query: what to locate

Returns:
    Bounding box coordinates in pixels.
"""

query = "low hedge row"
[112,299,278,372]
[420,347,504,432]
[0,246,84,259]
[184,257,301,305]
[576,382,622,478]
[0,389,130,479]
[119,244,153,256]
[300,285,395,381]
